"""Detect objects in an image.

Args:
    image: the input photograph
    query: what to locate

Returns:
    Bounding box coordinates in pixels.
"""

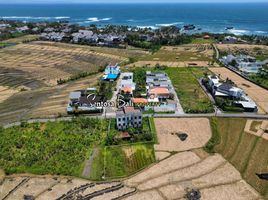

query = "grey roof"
[218,83,233,92]
[69,91,81,99]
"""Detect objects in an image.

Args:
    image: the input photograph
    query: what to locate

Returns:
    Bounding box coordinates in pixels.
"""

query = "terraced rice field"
[0,40,145,124]
[210,117,268,197]
[0,117,264,199]
[29,74,102,118]
[41,41,149,58]
[210,67,268,114]
[0,41,121,86]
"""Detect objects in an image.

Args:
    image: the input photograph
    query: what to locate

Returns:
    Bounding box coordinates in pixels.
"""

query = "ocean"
[0,3,268,35]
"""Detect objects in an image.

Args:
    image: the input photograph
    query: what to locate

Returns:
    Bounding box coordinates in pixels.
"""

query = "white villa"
[208,75,257,112]
[221,54,264,74]
[119,72,136,95]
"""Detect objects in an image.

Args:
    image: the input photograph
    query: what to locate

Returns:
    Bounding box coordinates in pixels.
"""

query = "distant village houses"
[221,54,267,74]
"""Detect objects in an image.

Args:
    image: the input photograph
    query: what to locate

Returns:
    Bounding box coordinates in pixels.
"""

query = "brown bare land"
[29,74,101,118]
[0,86,18,103]
[210,67,268,114]
[134,44,219,68]
[128,60,216,68]
[0,74,100,126]
[0,42,120,86]
[154,118,212,152]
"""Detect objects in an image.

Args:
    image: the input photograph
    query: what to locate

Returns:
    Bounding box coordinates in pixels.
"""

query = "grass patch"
[191,38,215,44]
[149,117,158,144]
[165,67,214,113]
[2,34,39,44]
[203,117,220,153]
[0,118,108,176]
[90,148,105,180]
[90,144,155,180]
[249,75,268,90]
[106,144,155,179]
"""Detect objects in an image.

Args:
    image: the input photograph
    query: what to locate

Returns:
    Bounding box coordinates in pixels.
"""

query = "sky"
[1,0,268,3]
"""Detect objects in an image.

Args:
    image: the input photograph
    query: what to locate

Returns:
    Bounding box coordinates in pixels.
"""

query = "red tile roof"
[131,98,148,104]
[149,87,169,95]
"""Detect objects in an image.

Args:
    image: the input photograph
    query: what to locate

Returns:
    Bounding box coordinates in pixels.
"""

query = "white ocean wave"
[228,29,249,35]
[87,17,99,22]
[254,31,267,34]
[155,22,184,27]
[102,17,112,21]
[87,17,112,22]
[54,16,70,19]
[137,26,157,30]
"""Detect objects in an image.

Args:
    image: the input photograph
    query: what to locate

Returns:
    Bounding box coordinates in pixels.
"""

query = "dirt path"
[82,148,99,178]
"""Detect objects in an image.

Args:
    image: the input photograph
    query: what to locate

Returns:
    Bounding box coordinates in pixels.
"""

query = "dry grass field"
[154,118,212,152]
[40,41,149,58]
[216,44,268,61]
[2,35,39,44]
[210,67,268,114]
[127,60,216,68]
[0,40,148,124]
[29,74,102,118]
[211,118,268,197]
[0,74,101,125]
[136,44,218,68]
[0,42,121,86]
[0,117,264,199]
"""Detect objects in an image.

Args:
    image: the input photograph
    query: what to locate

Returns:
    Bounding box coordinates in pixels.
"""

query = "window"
[139,116,142,119]
[118,118,121,122]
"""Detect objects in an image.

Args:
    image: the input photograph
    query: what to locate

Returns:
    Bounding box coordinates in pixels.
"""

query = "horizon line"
[1,1,268,4]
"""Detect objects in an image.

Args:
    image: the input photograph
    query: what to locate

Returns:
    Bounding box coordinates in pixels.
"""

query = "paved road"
[3,112,268,128]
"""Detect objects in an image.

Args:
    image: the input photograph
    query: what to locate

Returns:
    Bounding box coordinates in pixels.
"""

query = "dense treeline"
[0,118,108,176]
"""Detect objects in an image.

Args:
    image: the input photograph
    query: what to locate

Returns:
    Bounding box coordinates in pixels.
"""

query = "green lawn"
[191,38,215,44]
[0,118,108,176]
[165,67,214,113]
[249,75,268,90]
[90,144,155,180]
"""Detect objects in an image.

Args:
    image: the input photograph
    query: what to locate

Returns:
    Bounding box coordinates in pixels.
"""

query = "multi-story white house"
[116,107,143,130]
